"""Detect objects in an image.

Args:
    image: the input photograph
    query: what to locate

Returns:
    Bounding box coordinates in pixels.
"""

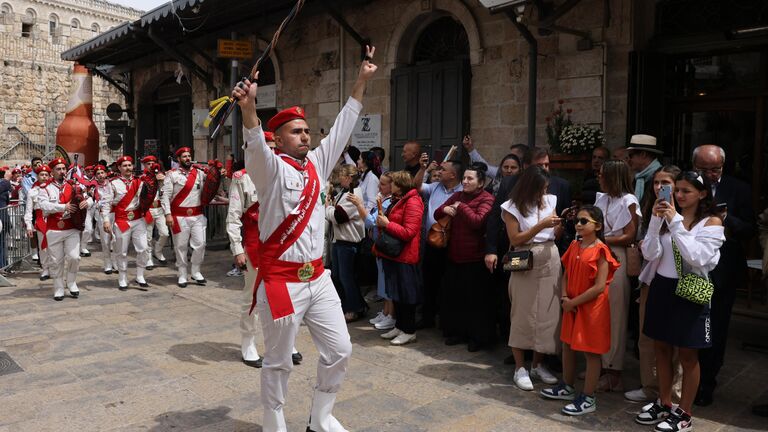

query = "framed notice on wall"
[351,114,381,151]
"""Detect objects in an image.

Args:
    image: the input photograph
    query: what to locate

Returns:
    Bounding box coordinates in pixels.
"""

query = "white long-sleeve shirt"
[226,170,257,256]
[243,96,362,264]
[99,176,144,219]
[641,214,724,279]
[161,167,205,214]
[39,180,93,217]
[23,185,42,230]
[358,171,379,212]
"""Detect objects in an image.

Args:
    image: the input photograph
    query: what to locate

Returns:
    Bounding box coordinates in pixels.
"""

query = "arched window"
[71,18,80,29]
[49,13,58,36]
[24,7,36,21]
[91,22,100,33]
[0,3,12,17]
[412,16,469,64]
[21,8,36,37]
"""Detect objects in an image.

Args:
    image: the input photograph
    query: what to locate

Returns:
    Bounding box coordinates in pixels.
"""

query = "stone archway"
[386,0,483,67]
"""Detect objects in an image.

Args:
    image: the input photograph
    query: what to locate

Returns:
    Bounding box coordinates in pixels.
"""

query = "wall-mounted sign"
[351,114,381,151]
[256,84,277,110]
[3,113,19,125]
[217,39,253,59]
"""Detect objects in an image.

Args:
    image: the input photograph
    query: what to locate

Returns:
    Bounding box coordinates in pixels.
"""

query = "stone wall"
[0,0,140,164]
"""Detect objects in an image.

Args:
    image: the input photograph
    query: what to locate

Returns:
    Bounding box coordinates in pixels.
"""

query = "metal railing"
[0,201,33,271]
[203,201,229,242]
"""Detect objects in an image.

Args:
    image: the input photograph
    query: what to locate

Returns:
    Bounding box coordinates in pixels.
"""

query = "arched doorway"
[390,15,471,170]
[137,75,192,168]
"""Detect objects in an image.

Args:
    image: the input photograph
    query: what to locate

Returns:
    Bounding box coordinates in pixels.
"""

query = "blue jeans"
[331,241,365,313]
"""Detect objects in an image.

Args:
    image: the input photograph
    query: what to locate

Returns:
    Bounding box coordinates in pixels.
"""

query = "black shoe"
[70,291,79,298]
[103,269,113,275]
[53,296,64,301]
[146,265,154,271]
[135,280,149,288]
[80,252,91,257]
[153,255,167,265]
[467,340,482,352]
[445,336,466,346]
[177,282,187,288]
[503,354,516,365]
[39,274,50,281]
[193,278,206,285]
[292,352,303,365]
[416,318,435,330]
[243,357,263,368]
[118,285,128,291]
[694,388,713,407]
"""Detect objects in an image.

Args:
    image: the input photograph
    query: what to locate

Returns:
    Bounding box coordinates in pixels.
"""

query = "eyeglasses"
[576,217,598,226]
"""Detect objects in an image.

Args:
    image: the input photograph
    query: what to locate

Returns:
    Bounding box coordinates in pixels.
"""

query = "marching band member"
[93,164,116,274]
[80,165,96,257]
[232,45,377,432]
[38,158,92,301]
[141,155,170,268]
[23,165,51,281]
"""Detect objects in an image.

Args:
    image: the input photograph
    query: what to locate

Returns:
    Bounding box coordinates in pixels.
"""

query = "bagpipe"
[65,179,88,231]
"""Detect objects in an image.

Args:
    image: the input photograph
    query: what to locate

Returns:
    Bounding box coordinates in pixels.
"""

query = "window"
[49,14,58,36]
[0,3,12,17]
[21,23,32,37]
[91,23,99,33]
[71,18,79,29]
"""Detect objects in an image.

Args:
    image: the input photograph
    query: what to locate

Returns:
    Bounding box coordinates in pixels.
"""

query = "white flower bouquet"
[558,124,605,155]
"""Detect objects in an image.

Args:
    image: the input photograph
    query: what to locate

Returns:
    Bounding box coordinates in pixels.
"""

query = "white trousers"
[171,214,206,276]
[146,208,169,258]
[35,230,50,274]
[80,205,96,246]
[113,218,149,272]
[256,270,351,430]
[241,259,260,360]
[98,213,116,270]
[45,229,81,295]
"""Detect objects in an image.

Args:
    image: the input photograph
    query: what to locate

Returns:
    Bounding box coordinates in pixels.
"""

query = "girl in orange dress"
[541,205,620,416]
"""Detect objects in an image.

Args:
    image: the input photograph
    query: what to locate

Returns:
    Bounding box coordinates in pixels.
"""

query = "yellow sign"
[217,39,253,59]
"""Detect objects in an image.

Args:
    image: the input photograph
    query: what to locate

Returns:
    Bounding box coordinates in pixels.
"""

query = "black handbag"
[503,249,533,272]
[375,232,403,257]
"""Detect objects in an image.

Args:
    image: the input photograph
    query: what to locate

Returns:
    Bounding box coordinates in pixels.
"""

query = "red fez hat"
[175,147,192,158]
[264,131,275,142]
[116,155,133,165]
[35,165,51,174]
[267,106,305,132]
[141,155,158,163]
[94,164,107,172]
[48,158,66,169]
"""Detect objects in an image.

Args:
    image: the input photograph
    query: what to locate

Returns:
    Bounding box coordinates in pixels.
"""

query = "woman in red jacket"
[375,170,425,346]
[435,162,496,351]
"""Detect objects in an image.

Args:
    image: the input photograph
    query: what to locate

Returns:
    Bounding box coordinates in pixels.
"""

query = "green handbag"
[672,239,714,305]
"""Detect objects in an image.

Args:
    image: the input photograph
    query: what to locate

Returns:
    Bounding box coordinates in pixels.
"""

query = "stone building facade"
[0,0,141,164]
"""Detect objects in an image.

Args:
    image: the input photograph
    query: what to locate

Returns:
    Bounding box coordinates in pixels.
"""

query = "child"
[541,205,619,415]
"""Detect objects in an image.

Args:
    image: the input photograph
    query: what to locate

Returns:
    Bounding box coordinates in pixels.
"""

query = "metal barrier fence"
[204,202,229,242]
[0,202,33,271]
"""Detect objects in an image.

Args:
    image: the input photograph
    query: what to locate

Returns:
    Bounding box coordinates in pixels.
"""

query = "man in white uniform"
[101,155,152,290]
[23,165,51,281]
[93,164,116,274]
[141,155,169,268]
[80,165,96,257]
[162,147,207,287]
[39,158,92,300]
[232,45,377,432]
[226,132,303,369]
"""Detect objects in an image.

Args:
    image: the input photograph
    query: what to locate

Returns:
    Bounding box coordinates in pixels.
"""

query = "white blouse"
[358,170,380,211]
[594,192,642,237]
[501,194,557,244]
[641,214,724,280]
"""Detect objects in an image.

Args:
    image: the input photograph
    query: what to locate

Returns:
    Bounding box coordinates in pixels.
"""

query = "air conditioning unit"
[478,0,528,12]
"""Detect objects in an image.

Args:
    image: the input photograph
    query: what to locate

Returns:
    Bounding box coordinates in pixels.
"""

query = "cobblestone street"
[1,248,767,431]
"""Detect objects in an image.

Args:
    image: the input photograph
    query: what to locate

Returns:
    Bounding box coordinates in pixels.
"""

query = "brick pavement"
[1,247,767,431]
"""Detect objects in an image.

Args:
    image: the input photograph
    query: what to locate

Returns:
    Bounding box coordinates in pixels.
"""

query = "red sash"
[112,177,141,233]
[170,168,199,234]
[44,182,75,248]
[248,158,323,321]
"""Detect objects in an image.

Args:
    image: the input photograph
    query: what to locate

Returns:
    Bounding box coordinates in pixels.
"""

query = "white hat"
[627,134,663,155]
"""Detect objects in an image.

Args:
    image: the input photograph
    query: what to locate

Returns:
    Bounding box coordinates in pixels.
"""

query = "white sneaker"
[514,367,534,391]
[227,267,243,277]
[391,333,416,345]
[625,387,653,403]
[381,328,402,340]
[374,315,396,330]
[32,252,39,260]
[369,311,385,325]
[530,364,559,384]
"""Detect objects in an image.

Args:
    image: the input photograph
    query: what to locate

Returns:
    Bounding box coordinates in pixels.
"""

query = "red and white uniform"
[39,180,92,298]
[244,97,361,432]
[94,179,116,272]
[23,182,50,278]
[145,185,169,266]
[161,165,207,284]
[100,175,149,286]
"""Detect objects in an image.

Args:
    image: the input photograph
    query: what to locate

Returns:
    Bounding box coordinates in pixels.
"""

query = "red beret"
[84,165,94,171]
[175,147,192,158]
[35,166,51,174]
[267,106,305,132]
[264,131,275,142]
[0,166,9,171]
[48,158,67,169]
[141,155,158,163]
[116,155,133,165]
[94,164,107,173]
[12,168,21,174]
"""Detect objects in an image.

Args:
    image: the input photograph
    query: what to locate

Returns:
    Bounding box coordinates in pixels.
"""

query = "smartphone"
[659,184,672,203]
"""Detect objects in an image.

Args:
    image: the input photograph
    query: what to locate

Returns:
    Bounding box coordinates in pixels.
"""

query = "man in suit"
[693,144,755,406]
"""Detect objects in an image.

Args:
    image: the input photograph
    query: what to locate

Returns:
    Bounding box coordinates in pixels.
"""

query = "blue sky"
[111,0,169,13]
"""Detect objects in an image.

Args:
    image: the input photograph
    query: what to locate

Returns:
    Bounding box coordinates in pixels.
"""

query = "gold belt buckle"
[297,262,314,282]
[57,221,65,229]
[127,211,135,220]
[186,208,194,216]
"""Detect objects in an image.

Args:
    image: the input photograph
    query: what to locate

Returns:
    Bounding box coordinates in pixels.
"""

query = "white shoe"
[118,272,128,288]
[241,335,259,361]
[369,311,385,325]
[625,387,653,403]
[32,252,39,260]
[381,328,402,340]
[81,248,90,255]
[530,364,559,384]
[514,367,534,391]
[374,315,396,330]
[390,332,416,345]
[308,390,348,432]
[226,267,243,277]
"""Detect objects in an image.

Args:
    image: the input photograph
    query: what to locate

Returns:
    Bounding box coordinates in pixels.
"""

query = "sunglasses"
[576,217,598,226]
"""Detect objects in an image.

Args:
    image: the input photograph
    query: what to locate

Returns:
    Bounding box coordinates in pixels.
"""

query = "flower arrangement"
[545,100,573,153]
[558,124,606,155]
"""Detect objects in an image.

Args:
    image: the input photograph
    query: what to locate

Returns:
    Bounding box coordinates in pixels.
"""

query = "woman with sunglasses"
[635,172,724,432]
[502,166,564,391]
[594,160,642,391]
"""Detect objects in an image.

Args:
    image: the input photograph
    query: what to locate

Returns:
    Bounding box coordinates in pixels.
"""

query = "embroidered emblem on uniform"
[186,208,194,216]
[57,221,65,229]
[295,107,303,115]
[298,262,314,281]
[127,211,135,220]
